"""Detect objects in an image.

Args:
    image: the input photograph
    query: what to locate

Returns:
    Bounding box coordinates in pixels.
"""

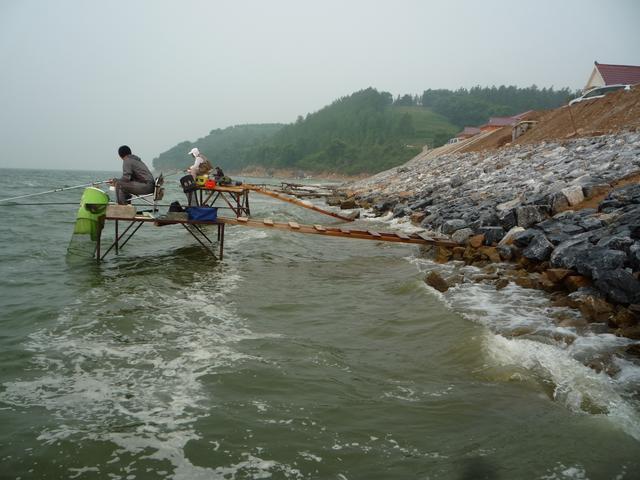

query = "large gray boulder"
[574,247,627,277]
[522,234,554,261]
[516,205,549,228]
[594,269,640,304]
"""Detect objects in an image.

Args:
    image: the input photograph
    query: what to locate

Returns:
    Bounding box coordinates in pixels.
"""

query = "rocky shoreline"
[331,131,640,342]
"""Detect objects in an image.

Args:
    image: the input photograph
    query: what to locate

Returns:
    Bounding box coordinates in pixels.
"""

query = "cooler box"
[186,206,218,221]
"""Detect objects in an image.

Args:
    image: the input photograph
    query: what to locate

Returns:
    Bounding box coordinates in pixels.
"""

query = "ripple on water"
[0,265,291,478]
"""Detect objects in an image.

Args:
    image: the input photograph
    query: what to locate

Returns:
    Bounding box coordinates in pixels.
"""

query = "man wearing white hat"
[187,147,212,178]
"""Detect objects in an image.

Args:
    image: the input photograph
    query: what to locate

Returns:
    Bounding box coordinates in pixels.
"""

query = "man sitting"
[110,145,155,205]
[187,147,212,178]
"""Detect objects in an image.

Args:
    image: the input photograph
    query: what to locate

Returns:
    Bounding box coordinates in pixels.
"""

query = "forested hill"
[153,86,573,175]
[153,88,457,175]
[419,85,574,127]
[153,124,284,172]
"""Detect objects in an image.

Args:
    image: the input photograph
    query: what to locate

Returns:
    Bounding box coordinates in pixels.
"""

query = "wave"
[0,264,288,478]
[411,257,640,442]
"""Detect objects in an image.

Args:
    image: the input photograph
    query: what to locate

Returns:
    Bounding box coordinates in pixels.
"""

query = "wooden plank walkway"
[217,216,457,247]
[246,185,357,222]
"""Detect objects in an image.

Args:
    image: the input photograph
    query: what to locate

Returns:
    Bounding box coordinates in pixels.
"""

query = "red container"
[204,179,216,189]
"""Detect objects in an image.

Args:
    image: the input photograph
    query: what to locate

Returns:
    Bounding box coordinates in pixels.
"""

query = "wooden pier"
[94,182,455,263]
[96,213,455,263]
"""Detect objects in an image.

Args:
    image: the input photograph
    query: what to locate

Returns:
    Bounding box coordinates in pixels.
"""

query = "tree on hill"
[421,85,575,127]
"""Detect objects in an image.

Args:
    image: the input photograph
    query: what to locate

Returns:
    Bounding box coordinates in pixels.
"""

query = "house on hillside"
[479,111,534,132]
[456,127,481,139]
[479,116,518,132]
[583,61,640,92]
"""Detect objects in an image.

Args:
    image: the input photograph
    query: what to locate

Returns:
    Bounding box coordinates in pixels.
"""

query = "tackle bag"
[186,206,218,222]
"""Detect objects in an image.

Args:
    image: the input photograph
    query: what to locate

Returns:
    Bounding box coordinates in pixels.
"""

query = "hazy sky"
[1,0,638,171]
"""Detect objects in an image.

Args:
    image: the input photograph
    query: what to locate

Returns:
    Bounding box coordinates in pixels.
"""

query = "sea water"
[0,168,639,479]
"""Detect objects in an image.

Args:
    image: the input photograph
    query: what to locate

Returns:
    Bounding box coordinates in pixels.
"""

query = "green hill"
[153,88,458,175]
[153,85,574,175]
[152,123,284,171]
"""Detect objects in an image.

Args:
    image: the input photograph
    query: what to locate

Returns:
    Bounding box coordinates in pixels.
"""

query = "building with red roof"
[479,116,518,132]
[584,61,640,92]
[456,127,481,139]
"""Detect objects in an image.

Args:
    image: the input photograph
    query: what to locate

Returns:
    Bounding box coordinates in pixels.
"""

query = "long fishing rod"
[1,168,191,204]
[0,179,111,203]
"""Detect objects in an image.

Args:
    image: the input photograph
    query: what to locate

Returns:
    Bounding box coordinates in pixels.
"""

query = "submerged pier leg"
[219,223,224,260]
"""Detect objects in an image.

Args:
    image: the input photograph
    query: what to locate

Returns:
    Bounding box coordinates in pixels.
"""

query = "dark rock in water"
[516,205,549,228]
[513,229,543,248]
[523,235,554,261]
[326,196,342,206]
[594,269,640,304]
[498,209,517,231]
[574,248,627,277]
[477,226,506,245]
[340,198,357,209]
[442,219,468,235]
[550,239,592,269]
[424,271,449,293]
[568,288,615,322]
[596,235,634,253]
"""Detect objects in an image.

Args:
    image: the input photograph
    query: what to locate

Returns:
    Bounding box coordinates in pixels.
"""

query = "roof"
[595,62,640,86]
[513,110,534,120]
[457,127,481,137]
[481,116,517,128]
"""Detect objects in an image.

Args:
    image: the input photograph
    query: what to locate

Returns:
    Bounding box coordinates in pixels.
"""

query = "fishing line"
[0,180,112,203]
[0,169,177,204]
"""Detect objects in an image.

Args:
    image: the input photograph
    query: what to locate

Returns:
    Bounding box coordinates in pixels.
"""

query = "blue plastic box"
[186,206,218,222]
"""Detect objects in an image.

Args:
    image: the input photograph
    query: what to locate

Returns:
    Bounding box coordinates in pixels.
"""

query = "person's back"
[122,154,154,184]
[111,145,155,205]
[188,147,212,177]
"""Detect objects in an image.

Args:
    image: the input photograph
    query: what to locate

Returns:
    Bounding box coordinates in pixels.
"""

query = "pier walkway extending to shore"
[96,214,456,263]
[94,182,456,263]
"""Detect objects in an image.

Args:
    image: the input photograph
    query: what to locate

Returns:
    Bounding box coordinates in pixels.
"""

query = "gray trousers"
[116,180,155,205]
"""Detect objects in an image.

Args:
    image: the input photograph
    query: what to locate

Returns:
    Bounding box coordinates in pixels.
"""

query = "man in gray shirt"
[110,145,155,205]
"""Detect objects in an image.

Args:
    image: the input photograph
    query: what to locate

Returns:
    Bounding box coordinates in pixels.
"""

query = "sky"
[0,0,638,171]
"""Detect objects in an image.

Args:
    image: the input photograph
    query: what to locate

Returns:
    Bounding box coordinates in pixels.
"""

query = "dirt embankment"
[461,85,640,153]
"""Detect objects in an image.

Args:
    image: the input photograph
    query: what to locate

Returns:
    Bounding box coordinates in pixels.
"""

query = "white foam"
[408,255,640,442]
[485,333,640,441]
[0,265,285,477]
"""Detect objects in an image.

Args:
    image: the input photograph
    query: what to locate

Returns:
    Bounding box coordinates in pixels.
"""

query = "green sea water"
[0,168,639,479]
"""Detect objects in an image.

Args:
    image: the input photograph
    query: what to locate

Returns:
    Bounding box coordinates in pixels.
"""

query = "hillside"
[153,85,574,175]
[152,124,284,171]
[153,89,459,175]
[460,85,640,153]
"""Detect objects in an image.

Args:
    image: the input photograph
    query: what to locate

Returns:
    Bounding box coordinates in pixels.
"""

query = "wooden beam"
[217,216,457,247]
[248,186,356,222]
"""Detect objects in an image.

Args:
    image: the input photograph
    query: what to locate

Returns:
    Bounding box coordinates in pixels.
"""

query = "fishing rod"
[0,179,112,203]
